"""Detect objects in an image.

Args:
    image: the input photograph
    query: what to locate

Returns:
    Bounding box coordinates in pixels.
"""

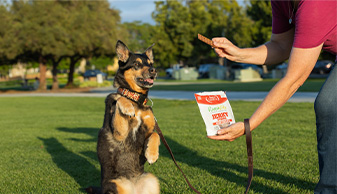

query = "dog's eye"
[134,62,142,68]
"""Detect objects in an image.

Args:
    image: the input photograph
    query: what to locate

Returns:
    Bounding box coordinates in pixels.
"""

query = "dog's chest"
[130,107,155,140]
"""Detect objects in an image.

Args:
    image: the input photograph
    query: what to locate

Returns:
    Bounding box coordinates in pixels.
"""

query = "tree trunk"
[66,57,78,88]
[222,58,232,80]
[51,60,59,90]
[38,57,47,91]
[262,65,268,74]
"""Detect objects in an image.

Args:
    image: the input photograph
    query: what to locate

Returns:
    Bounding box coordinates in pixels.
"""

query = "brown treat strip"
[198,34,217,48]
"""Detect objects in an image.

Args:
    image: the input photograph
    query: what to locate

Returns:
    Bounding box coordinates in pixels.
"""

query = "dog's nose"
[149,67,157,74]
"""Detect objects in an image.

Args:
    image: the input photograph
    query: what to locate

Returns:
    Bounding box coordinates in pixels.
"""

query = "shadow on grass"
[161,136,316,194]
[57,127,98,142]
[39,126,316,193]
[38,127,100,192]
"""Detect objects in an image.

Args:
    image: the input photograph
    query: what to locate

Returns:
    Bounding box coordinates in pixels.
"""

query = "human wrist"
[236,48,252,63]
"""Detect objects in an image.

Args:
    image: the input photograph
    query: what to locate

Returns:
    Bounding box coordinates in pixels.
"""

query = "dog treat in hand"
[195,91,235,136]
[198,33,217,48]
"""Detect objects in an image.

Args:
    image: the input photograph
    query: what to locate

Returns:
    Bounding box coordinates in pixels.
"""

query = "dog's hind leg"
[103,178,135,194]
[134,173,160,194]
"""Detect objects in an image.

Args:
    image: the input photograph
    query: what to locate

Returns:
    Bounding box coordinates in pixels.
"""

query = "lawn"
[0,97,319,193]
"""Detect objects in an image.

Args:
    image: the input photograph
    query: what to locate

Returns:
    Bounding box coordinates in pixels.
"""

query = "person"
[208,0,337,193]
[33,77,39,90]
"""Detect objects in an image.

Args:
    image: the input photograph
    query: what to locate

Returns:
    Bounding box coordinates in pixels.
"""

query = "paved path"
[0,86,318,102]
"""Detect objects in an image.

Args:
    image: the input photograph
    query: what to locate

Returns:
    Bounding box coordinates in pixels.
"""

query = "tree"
[152,0,254,68]
[123,21,155,52]
[0,2,13,78]
[0,1,22,65]
[152,0,195,67]
[6,0,70,90]
[246,0,272,47]
[246,1,272,73]
[2,0,122,90]
[59,0,122,87]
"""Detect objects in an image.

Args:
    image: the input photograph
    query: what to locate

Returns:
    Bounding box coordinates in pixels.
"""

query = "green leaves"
[150,0,261,67]
[0,0,121,62]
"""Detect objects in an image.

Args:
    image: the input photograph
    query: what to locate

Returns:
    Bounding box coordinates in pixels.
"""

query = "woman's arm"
[208,43,323,141]
[212,28,295,65]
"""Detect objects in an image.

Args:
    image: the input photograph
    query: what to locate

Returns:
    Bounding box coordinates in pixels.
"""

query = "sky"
[109,0,246,25]
[109,0,157,25]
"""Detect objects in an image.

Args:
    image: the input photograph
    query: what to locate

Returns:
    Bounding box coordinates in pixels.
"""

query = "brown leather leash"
[244,119,253,194]
[154,121,202,194]
[154,119,253,194]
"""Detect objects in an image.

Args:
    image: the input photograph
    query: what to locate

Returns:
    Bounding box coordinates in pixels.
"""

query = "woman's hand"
[207,122,245,141]
[212,37,243,62]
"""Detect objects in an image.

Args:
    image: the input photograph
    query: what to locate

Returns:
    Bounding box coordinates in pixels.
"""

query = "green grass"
[153,79,325,92]
[0,97,318,193]
[0,77,82,91]
[1,78,325,92]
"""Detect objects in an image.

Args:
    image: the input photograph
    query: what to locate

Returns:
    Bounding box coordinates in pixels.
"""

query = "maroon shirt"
[272,0,337,56]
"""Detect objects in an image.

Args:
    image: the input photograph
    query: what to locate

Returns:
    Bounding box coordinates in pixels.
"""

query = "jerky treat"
[197,34,218,48]
[195,91,235,136]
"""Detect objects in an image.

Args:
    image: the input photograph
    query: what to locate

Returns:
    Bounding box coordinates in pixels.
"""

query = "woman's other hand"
[207,122,246,141]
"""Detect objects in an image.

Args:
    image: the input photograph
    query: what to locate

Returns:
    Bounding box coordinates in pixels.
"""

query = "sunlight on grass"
[0,97,318,193]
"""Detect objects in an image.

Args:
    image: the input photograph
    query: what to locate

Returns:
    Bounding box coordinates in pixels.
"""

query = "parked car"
[165,64,183,78]
[311,60,334,75]
[276,62,288,70]
[83,70,107,79]
[198,64,218,78]
[165,68,173,77]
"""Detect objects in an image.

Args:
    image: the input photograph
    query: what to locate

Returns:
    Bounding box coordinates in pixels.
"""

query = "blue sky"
[109,0,246,25]
[109,0,157,25]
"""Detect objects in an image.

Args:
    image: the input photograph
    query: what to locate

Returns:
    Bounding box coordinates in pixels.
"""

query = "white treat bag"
[195,91,235,136]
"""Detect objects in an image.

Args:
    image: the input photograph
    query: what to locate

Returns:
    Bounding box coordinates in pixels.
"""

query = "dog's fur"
[87,41,160,194]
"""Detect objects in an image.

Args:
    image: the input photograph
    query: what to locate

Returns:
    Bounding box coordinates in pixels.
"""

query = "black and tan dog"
[87,40,160,194]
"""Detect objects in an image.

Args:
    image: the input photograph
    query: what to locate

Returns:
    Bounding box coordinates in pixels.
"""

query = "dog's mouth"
[137,77,155,88]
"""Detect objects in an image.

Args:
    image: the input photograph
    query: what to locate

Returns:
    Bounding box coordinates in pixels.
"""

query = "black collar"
[117,88,148,105]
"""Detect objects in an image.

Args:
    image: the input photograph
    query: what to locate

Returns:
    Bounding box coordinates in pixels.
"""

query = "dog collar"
[117,88,148,105]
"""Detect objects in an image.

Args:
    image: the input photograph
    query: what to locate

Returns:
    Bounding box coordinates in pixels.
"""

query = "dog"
[86,40,160,194]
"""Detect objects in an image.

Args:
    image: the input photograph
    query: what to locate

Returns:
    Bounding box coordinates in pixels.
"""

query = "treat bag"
[195,91,235,136]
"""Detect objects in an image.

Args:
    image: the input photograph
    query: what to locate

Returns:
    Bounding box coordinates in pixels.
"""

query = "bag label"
[195,91,235,136]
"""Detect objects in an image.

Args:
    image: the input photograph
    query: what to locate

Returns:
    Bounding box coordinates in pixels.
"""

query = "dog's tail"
[85,186,101,194]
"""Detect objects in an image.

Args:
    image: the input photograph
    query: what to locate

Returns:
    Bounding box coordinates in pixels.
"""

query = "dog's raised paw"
[118,101,135,117]
[122,106,135,117]
[145,148,159,164]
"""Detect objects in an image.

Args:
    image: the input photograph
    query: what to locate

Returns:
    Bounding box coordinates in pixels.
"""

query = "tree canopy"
[0,0,122,90]
[0,0,278,87]
[150,0,261,67]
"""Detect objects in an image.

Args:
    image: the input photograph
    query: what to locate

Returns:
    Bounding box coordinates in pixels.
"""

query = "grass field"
[0,97,319,193]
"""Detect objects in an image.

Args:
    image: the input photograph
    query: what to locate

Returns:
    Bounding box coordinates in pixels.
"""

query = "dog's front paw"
[117,99,135,117]
[145,147,159,164]
[121,105,135,118]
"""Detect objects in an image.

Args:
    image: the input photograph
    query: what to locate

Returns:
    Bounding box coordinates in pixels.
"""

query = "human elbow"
[284,74,307,94]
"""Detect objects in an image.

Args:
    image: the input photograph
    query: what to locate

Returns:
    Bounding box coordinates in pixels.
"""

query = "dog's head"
[114,40,157,94]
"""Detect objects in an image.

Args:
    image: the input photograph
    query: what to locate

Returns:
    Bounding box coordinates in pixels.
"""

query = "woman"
[208,0,337,193]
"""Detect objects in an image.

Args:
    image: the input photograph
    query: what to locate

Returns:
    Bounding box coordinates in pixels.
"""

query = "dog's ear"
[116,40,130,63]
[144,43,155,64]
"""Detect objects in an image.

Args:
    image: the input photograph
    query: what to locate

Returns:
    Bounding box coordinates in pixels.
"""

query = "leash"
[154,121,202,194]
[154,118,253,194]
[244,119,253,194]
